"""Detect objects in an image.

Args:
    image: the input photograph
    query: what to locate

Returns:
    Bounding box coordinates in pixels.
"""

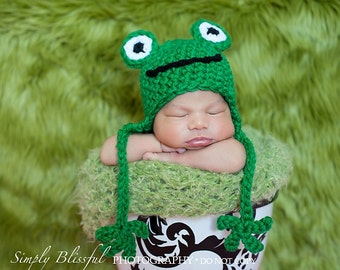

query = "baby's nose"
[188,113,208,130]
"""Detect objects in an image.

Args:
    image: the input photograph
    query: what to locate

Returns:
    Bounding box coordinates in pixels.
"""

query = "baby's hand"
[142,151,176,162]
[142,144,186,162]
[142,143,186,162]
[160,143,186,154]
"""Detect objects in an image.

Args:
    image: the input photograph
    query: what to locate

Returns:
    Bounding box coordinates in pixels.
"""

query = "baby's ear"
[191,19,232,51]
[120,30,158,69]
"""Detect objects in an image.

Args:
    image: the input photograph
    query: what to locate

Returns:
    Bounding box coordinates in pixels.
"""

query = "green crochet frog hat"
[96,19,273,259]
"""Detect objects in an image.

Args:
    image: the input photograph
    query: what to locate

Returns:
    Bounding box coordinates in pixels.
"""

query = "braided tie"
[216,128,273,253]
[96,220,149,260]
[96,121,152,260]
[217,214,273,253]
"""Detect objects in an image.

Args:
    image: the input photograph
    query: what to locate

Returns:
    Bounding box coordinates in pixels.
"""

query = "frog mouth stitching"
[146,53,222,78]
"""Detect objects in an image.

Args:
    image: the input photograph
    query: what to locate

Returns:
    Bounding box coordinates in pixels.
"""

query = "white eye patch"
[199,22,227,43]
[123,35,153,61]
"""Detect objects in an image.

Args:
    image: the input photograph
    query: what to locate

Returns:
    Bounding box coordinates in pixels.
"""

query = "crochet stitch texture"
[95,19,273,259]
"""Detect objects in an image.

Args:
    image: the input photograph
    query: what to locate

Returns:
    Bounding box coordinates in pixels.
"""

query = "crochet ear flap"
[121,30,158,68]
[191,19,232,51]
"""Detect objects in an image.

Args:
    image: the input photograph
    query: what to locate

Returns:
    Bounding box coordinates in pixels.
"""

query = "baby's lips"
[186,137,213,147]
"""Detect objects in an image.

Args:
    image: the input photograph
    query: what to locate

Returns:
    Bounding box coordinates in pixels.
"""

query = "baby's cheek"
[158,128,185,148]
[214,119,235,139]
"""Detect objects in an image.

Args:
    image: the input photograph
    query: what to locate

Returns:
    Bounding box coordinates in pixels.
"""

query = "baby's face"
[153,90,235,150]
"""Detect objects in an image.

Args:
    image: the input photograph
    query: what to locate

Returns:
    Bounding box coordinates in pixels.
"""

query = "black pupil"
[207,27,219,36]
[133,42,145,53]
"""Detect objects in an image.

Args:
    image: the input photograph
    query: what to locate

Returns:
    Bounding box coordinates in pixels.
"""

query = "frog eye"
[124,35,153,60]
[121,30,158,68]
[199,22,227,43]
[191,20,231,50]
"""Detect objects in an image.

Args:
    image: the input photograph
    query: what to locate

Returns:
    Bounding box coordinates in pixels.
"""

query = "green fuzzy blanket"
[1,1,339,270]
[77,126,292,239]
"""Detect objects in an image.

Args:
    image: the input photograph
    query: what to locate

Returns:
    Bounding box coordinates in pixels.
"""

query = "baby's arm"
[143,138,246,173]
[100,134,162,165]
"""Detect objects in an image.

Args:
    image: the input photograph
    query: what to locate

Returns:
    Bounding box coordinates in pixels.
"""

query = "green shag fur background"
[0,1,339,270]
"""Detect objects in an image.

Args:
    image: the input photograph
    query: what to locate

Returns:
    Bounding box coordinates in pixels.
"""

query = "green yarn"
[95,19,274,258]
